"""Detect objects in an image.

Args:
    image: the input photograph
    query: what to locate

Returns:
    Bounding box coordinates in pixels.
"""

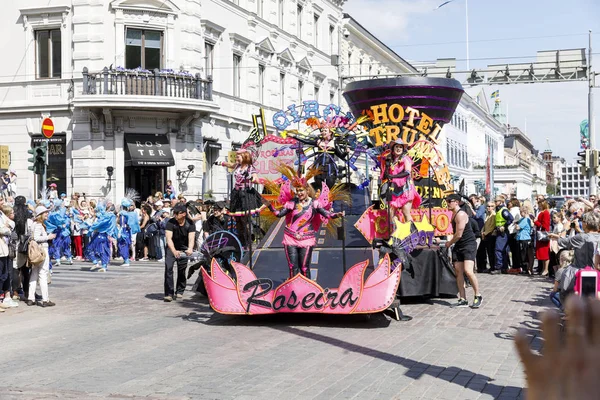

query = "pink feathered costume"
[381,155,421,210]
[268,181,340,279]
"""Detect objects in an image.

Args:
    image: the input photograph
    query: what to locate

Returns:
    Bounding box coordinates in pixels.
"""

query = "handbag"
[28,239,45,265]
[536,230,549,243]
[144,222,158,238]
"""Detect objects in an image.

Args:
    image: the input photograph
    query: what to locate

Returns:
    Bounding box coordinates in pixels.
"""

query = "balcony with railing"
[73,67,219,114]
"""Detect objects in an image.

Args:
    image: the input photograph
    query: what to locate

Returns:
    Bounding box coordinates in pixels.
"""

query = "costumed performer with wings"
[261,164,348,280]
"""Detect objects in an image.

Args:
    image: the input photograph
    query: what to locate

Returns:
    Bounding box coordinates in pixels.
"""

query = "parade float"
[201,77,465,319]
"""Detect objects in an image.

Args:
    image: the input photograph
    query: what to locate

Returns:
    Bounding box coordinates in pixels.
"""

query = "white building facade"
[440,88,506,197]
[560,164,588,197]
[1,0,344,201]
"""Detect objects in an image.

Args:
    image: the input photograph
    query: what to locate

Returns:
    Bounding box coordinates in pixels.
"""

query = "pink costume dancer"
[263,166,343,279]
[216,149,265,248]
[380,138,421,223]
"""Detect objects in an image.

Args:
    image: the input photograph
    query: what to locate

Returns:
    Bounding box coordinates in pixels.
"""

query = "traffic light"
[27,147,36,172]
[577,149,591,174]
[34,143,47,175]
[592,149,600,176]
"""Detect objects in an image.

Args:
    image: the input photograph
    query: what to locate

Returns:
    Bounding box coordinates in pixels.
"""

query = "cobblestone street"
[0,261,551,400]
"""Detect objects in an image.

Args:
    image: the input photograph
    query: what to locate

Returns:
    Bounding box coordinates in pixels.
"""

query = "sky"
[344,0,600,162]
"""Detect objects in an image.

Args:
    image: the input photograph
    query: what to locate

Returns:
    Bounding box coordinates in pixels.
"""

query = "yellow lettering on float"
[429,123,442,144]
[405,107,420,127]
[385,125,400,143]
[388,104,404,123]
[417,113,433,135]
[370,104,389,124]
[369,126,385,147]
[401,126,418,146]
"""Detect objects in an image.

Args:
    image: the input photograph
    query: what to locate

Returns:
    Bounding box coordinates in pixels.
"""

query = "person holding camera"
[550,211,600,301]
[163,204,196,302]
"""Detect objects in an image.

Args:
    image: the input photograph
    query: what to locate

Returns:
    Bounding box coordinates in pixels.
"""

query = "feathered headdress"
[274,163,321,189]
[39,187,50,201]
[121,188,140,208]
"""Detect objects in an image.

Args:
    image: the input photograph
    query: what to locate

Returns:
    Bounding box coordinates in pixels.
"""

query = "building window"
[233,54,241,97]
[313,13,320,47]
[125,28,162,70]
[36,29,62,79]
[278,0,284,28]
[359,59,363,75]
[204,42,214,78]
[329,91,334,103]
[347,51,352,74]
[314,85,320,101]
[280,72,286,108]
[257,0,263,17]
[298,80,303,103]
[329,24,335,54]
[297,4,302,38]
[258,64,265,104]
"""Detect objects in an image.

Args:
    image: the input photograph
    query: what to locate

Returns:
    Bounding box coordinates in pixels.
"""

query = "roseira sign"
[202,255,401,315]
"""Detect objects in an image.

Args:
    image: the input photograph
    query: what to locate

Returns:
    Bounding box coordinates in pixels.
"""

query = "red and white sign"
[42,118,54,139]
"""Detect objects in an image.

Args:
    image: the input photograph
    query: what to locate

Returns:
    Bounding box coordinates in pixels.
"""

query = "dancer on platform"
[85,201,117,272]
[380,138,421,226]
[117,190,140,267]
[287,118,349,190]
[215,149,265,249]
[261,165,346,279]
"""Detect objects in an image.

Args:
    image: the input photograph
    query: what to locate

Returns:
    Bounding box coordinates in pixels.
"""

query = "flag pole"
[465,0,469,71]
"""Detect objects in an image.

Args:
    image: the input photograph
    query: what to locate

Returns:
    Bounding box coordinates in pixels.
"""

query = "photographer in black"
[202,201,231,238]
[163,204,196,302]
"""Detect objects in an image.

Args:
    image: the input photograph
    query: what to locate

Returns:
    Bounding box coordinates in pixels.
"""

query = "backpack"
[469,217,481,239]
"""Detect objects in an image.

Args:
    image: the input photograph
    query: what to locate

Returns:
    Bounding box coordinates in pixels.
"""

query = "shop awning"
[125,134,175,167]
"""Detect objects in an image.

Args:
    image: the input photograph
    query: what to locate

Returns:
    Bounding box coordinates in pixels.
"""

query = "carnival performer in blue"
[85,201,117,272]
[117,190,140,267]
[46,199,73,266]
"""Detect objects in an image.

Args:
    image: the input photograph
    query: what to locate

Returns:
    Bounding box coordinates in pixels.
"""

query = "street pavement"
[0,259,552,400]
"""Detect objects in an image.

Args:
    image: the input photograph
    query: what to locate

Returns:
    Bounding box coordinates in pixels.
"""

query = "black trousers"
[164,249,188,296]
[517,240,531,270]
[475,239,488,272]
[284,245,313,279]
[484,235,497,270]
[509,234,519,268]
[0,256,10,293]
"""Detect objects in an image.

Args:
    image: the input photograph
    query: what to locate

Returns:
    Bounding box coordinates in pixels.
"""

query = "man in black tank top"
[445,194,483,308]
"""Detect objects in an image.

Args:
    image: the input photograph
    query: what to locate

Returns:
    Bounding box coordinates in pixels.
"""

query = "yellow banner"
[0,146,9,170]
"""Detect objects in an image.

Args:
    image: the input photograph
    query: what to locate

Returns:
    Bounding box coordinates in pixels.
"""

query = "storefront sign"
[124,134,175,167]
[32,134,66,194]
[206,142,222,150]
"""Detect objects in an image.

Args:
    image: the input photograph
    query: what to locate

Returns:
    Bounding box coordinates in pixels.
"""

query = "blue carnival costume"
[46,199,72,265]
[84,202,117,271]
[117,196,140,266]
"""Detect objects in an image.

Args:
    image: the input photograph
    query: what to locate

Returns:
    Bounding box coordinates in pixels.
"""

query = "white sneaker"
[2,298,18,308]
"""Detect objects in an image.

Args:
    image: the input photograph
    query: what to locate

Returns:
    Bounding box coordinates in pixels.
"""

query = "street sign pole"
[589,30,597,196]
